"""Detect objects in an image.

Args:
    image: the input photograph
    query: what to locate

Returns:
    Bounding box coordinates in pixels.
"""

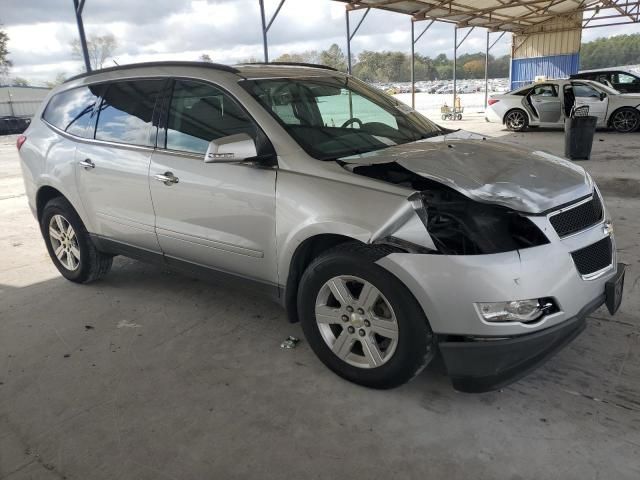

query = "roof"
[64,61,240,83]
[335,1,640,33]
[63,61,341,84]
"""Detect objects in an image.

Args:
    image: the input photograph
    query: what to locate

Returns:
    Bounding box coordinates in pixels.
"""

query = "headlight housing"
[476,298,556,323]
[417,188,549,255]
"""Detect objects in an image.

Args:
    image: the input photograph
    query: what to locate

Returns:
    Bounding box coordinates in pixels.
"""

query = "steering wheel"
[341,117,363,129]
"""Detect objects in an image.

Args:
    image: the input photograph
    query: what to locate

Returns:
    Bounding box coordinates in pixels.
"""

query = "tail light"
[487,99,500,106]
[16,135,27,151]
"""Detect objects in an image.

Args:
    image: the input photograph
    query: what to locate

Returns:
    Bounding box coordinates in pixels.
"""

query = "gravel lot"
[1,118,639,479]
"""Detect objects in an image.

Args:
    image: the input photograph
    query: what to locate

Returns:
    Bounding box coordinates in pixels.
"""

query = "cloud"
[1,0,636,84]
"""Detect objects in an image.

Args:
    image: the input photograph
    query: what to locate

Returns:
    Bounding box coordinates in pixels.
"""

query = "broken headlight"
[477,298,557,323]
[417,189,549,255]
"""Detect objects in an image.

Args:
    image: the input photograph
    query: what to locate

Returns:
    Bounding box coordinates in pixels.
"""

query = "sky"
[2,0,640,85]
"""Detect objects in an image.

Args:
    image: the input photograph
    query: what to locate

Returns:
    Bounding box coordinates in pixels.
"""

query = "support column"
[73,0,91,72]
[346,9,352,74]
[259,0,269,62]
[411,20,415,108]
[452,27,457,109]
[484,30,489,110]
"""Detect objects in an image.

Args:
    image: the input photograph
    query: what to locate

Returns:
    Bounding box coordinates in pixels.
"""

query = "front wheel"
[41,197,113,283]
[504,109,528,131]
[298,243,435,389]
[610,108,640,133]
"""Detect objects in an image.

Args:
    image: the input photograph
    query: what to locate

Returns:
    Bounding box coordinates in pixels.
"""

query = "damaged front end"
[352,162,549,256]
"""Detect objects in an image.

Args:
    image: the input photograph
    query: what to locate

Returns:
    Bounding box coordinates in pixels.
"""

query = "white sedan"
[486,79,640,133]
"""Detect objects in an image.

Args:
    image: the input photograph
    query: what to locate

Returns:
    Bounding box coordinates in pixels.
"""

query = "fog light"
[477,299,548,323]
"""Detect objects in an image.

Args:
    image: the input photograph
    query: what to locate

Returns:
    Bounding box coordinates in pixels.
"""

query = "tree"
[199,53,212,62]
[71,33,118,70]
[0,27,11,79]
[319,44,347,71]
[580,33,640,69]
[12,77,29,86]
[274,50,320,64]
[463,59,485,78]
[45,72,69,88]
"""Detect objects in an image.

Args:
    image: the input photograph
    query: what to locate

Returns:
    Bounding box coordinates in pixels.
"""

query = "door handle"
[154,171,179,186]
[79,159,95,169]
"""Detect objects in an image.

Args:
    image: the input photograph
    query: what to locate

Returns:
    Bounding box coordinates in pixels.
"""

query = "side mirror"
[204,133,257,163]
[599,92,606,101]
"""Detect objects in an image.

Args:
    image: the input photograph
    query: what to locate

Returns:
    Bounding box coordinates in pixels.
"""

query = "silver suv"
[18,62,625,392]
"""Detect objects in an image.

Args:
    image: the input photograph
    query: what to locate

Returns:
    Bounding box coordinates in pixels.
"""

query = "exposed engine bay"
[344,161,549,255]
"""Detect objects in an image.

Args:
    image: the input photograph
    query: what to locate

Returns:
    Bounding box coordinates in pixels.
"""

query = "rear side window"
[531,84,557,97]
[42,86,103,138]
[95,80,163,146]
[165,80,257,155]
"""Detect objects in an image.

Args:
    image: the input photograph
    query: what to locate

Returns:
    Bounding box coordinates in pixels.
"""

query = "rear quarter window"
[95,80,164,147]
[42,85,103,138]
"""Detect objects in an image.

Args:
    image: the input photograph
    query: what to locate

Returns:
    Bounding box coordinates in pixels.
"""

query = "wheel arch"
[503,107,529,125]
[284,233,365,323]
[36,185,66,221]
[607,105,640,128]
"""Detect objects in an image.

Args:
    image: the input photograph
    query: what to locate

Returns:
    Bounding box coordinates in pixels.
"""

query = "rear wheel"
[610,108,640,133]
[504,109,528,131]
[298,243,435,389]
[41,197,113,283]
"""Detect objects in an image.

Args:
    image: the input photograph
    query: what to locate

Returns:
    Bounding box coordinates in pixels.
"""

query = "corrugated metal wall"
[0,86,50,118]
[511,53,580,90]
[510,13,582,90]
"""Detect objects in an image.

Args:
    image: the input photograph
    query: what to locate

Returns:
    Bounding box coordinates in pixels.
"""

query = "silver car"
[487,78,640,133]
[17,62,625,392]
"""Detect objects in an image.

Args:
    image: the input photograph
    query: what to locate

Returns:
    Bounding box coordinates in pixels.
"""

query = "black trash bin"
[564,111,597,160]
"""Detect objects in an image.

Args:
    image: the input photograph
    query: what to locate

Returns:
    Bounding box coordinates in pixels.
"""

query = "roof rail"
[238,62,340,72]
[64,61,240,84]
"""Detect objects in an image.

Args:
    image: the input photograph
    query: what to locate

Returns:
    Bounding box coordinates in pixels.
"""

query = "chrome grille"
[571,237,612,277]
[550,193,603,238]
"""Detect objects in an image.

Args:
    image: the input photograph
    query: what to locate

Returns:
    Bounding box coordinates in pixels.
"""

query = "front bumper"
[439,295,602,393]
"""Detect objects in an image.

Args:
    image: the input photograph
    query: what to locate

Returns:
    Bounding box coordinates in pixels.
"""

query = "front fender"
[275,170,409,285]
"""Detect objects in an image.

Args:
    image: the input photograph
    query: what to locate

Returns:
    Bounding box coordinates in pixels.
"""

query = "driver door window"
[316,90,398,129]
[165,80,257,154]
[573,83,601,99]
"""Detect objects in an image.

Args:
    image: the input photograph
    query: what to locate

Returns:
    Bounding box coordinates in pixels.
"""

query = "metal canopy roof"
[335,1,640,32]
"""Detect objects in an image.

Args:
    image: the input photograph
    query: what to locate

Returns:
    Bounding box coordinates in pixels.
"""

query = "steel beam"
[453,27,457,109]
[346,7,370,74]
[259,0,286,63]
[410,19,435,108]
[484,30,506,109]
[73,0,91,72]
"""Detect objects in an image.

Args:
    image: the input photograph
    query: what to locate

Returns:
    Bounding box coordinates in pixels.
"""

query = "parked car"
[0,116,30,135]
[570,69,640,94]
[486,79,640,132]
[17,62,625,392]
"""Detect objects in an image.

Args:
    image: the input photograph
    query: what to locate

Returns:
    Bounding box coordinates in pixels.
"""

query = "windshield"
[240,76,443,160]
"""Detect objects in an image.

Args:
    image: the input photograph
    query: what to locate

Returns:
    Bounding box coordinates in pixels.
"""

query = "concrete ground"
[1,122,639,479]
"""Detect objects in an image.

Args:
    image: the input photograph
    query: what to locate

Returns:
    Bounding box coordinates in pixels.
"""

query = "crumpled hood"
[341,130,593,214]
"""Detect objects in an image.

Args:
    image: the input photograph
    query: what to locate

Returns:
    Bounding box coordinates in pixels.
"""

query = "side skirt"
[90,234,283,304]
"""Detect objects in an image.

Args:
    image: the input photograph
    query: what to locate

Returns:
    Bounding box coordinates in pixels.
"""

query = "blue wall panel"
[510,53,580,90]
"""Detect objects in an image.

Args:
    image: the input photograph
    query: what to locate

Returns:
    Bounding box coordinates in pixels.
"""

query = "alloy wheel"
[506,110,525,130]
[315,275,399,369]
[612,110,639,133]
[49,214,81,271]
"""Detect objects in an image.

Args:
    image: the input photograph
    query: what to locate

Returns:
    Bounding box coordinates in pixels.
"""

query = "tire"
[504,109,529,131]
[441,114,447,120]
[298,242,435,389]
[456,113,462,120]
[40,197,113,283]
[610,108,640,133]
